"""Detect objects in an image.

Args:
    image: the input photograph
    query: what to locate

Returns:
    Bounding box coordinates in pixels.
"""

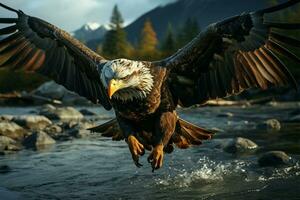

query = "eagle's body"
[1,1,300,171]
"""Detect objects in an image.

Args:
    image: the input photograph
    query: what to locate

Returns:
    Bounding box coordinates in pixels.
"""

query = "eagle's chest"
[112,66,167,122]
[113,89,161,121]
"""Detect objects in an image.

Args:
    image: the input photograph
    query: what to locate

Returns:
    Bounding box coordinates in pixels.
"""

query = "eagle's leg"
[116,115,145,167]
[148,111,177,172]
[126,135,145,167]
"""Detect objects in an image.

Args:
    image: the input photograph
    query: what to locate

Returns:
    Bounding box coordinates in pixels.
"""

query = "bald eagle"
[0,1,300,171]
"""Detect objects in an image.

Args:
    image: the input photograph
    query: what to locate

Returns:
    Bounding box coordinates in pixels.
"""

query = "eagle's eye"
[120,75,130,81]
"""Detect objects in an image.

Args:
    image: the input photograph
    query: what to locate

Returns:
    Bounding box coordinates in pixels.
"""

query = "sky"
[0,0,175,32]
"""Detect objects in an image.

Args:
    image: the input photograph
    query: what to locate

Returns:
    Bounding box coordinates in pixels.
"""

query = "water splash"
[155,156,248,188]
[155,156,300,188]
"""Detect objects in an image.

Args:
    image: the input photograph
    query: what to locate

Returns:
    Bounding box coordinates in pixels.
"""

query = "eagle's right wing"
[155,0,300,107]
[0,3,112,110]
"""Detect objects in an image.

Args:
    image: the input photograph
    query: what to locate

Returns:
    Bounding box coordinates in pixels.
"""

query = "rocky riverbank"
[0,104,110,155]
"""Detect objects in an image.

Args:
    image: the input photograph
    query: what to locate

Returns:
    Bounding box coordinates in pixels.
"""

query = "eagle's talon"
[148,144,164,172]
[127,135,145,167]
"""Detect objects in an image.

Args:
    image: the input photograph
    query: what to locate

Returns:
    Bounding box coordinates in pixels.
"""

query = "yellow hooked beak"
[108,79,125,99]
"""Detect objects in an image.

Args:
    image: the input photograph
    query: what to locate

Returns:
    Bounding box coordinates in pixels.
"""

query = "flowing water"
[0,103,300,200]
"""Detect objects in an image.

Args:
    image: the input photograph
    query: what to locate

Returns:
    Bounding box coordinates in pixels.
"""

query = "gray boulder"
[33,81,66,100]
[23,131,56,149]
[13,115,52,130]
[257,119,281,131]
[33,81,91,105]
[0,121,27,141]
[40,106,83,121]
[258,151,290,167]
[224,137,258,153]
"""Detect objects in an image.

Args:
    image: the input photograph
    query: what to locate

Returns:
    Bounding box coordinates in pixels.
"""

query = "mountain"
[125,0,278,44]
[78,0,281,49]
[73,22,109,44]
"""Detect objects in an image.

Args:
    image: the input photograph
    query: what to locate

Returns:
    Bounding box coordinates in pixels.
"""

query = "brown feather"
[254,49,282,84]
[28,50,46,71]
[248,51,276,84]
[241,52,268,89]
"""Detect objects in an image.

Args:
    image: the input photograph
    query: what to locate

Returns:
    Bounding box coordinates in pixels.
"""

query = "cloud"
[0,0,175,32]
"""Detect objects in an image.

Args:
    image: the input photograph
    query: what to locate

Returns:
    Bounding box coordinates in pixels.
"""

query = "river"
[0,103,300,200]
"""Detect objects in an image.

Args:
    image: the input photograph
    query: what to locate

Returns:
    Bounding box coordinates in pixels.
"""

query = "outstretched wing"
[156,0,300,107]
[0,3,112,110]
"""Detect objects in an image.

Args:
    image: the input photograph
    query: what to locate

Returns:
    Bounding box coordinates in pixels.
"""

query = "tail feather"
[172,118,214,149]
[88,118,124,141]
[89,117,214,149]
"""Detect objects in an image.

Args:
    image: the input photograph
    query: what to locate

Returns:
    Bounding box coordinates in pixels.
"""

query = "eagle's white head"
[100,59,154,101]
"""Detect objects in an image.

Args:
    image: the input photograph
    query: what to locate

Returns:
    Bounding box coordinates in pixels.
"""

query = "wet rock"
[258,151,290,167]
[12,115,52,130]
[0,136,21,154]
[40,106,83,121]
[44,124,62,134]
[76,120,95,130]
[33,81,91,105]
[68,128,90,138]
[224,137,258,153]
[63,120,95,138]
[80,109,97,116]
[57,121,78,130]
[0,115,14,122]
[257,119,281,131]
[43,124,63,139]
[0,121,27,141]
[23,131,56,149]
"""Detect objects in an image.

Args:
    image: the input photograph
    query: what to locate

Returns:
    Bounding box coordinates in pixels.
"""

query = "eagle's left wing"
[155,0,300,107]
[0,3,112,109]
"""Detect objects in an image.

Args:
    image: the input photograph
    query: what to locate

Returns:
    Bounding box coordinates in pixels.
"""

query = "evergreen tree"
[109,5,124,29]
[102,5,131,59]
[138,19,159,59]
[161,24,176,56]
[176,17,200,48]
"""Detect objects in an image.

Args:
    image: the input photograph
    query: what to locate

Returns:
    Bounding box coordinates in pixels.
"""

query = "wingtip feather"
[256,0,300,15]
[0,3,22,14]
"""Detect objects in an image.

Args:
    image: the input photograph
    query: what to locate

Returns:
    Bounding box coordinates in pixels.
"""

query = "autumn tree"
[137,19,159,60]
[176,17,200,48]
[102,5,131,59]
[160,24,176,56]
